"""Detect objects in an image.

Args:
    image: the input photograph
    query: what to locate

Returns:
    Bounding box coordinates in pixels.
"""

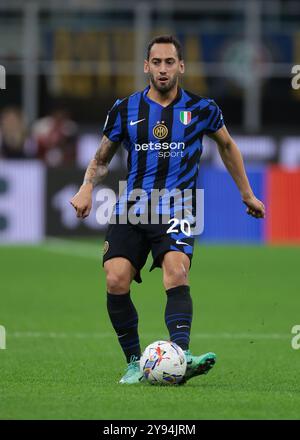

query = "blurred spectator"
[32,109,78,167]
[0,107,35,159]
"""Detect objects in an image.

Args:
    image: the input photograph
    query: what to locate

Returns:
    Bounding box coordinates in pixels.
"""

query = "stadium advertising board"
[46,167,125,237]
[0,161,44,243]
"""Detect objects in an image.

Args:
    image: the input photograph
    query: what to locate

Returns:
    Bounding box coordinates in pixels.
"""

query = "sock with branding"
[107,292,141,363]
[164,285,193,351]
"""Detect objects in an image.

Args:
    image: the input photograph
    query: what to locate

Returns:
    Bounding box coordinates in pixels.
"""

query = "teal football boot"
[119,356,144,384]
[180,351,216,384]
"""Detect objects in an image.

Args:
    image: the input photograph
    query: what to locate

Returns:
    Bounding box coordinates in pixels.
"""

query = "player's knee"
[163,265,187,289]
[105,270,131,293]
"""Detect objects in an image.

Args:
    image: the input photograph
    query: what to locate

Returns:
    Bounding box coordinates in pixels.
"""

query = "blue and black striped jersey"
[103,86,224,216]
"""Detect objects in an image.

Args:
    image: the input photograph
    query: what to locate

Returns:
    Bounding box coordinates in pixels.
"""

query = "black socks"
[107,285,193,361]
[107,292,141,363]
[164,285,193,351]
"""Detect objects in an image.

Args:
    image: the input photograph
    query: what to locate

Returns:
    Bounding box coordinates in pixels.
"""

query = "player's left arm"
[208,126,265,219]
[70,135,119,218]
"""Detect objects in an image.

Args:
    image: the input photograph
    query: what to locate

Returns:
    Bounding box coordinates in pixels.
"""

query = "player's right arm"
[70,135,119,218]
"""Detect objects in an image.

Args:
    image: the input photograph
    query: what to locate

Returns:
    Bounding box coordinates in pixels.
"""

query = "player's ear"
[144,59,149,73]
[179,60,185,74]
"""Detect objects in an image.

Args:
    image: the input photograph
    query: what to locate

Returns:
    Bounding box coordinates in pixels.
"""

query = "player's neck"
[147,85,179,107]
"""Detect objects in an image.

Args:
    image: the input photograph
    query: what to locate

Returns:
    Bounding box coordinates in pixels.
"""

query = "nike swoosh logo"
[176,240,189,246]
[118,333,128,339]
[176,325,190,329]
[130,118,145,126]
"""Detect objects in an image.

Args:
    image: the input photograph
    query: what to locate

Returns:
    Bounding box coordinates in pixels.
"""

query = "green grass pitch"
[1,239,300,420]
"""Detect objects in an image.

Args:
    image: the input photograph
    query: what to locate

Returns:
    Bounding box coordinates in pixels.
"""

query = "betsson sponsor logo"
[134,141,185,158]
[134,141,185,151]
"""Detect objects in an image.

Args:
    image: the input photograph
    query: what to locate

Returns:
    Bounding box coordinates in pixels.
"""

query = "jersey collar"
[142,85,183,109]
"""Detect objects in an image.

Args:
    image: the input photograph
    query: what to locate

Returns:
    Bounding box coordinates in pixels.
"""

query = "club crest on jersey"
[153,122,168,140]
[180,111,191,125]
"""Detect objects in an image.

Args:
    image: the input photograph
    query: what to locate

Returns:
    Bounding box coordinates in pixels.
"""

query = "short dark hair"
[147,35,183,61]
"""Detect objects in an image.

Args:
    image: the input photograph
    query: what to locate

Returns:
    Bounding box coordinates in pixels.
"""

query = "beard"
[149,72,178,94]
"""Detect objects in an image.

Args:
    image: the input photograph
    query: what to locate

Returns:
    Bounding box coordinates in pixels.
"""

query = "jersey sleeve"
[204,100,224,133]
[102,99,124,142]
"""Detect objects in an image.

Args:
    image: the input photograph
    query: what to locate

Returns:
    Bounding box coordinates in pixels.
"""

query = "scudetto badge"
[103,241,109,255]
[153,123,168,140]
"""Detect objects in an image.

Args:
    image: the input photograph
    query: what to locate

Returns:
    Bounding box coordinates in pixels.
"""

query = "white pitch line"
[41,246,100,259]
[39,239,154,269]
[40,238,101,259]
[45,237,101,247]
[7,331,290,340]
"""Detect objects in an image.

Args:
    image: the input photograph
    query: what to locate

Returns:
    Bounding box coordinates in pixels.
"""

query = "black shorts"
[102,221,195,283]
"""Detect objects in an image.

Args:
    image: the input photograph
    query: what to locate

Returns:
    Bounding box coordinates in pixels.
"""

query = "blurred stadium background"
[1,0,300,420]
[0,0,300,244]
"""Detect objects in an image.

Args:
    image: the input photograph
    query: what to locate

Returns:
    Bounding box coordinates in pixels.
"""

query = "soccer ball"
[140,340,187,385]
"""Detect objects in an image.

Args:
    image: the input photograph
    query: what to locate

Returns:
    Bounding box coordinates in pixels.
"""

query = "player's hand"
[242,194,265,219]
[70,184,93,219]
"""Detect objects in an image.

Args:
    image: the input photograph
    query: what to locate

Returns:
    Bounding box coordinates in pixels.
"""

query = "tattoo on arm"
[83,135,119,187]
